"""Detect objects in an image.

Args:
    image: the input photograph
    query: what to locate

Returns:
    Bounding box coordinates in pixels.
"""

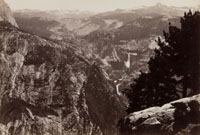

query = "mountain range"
[14,3,192,36]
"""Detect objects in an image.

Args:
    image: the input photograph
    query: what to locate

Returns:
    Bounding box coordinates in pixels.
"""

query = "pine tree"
[124,11,200,113]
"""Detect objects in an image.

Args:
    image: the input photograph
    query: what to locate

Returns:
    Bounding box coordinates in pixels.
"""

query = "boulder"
[119,94,200,135]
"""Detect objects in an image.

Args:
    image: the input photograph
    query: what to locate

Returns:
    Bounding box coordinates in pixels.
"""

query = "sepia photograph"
[0,0,200,135]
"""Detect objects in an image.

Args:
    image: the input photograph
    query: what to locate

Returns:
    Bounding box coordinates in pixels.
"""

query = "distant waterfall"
[124,53,131,68]
[116,84,121,95]
[124,53,137,68]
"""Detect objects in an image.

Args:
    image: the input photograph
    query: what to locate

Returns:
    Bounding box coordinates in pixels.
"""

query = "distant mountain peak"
[154,2,167,8]
[156,2,163,6]
[0,0,18,27]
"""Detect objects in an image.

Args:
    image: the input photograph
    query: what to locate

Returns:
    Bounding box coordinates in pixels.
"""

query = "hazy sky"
[5,0,200,12]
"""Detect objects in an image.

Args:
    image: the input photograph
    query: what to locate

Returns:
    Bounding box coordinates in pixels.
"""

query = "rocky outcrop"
[0,0,18,27]
[0,20,125,135]
[84,64,126,135]
[119,94,200,135]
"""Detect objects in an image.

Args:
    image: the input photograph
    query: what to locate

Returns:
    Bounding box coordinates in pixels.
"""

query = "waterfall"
[124,53,137,68]
[116,83,121,95]
[124,53,131,68]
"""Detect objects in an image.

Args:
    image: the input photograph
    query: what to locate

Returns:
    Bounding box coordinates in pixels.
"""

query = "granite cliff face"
[0,0,18,27]
[0,21,125,135]
[0,2,125,133]
[119,94,200,135]
[0,21,92,135]
[84,64,125,135]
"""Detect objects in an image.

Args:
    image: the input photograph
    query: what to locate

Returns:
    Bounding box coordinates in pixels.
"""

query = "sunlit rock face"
[119,94,200,135]
[0,21,95,135]
[0,0,18,27]
[0,20,125,135]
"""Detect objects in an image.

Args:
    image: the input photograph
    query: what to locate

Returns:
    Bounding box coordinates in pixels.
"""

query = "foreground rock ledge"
[119,94,200,135]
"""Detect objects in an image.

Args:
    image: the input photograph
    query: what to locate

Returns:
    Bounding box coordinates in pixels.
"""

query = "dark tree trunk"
[182,78,187,97]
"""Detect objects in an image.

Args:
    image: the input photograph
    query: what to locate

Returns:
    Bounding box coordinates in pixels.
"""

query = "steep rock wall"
[0,22,125,135]
[84,64,126,135]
